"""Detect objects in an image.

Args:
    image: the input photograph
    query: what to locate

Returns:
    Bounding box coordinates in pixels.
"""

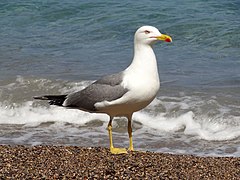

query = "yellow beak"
[155,34,172,42]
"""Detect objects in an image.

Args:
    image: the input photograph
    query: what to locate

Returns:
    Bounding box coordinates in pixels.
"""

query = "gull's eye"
[144,30,150,34]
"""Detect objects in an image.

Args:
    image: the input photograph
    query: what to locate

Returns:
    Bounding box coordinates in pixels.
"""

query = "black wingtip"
[33,95,67,106]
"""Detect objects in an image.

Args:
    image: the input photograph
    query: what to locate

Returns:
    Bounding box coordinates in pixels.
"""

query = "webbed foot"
[110,147,128,154]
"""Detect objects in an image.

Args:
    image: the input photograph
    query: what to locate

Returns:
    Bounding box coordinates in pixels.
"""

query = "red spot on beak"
[165,38,172,42]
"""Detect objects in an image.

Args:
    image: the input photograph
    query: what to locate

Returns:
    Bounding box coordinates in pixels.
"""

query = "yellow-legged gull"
[34,26,172,154]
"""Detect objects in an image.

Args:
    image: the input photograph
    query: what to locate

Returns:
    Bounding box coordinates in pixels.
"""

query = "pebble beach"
[1,1,240,179]
[0,145,239,179]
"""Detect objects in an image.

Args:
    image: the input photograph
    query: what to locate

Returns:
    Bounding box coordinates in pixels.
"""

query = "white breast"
[122,44,160,102]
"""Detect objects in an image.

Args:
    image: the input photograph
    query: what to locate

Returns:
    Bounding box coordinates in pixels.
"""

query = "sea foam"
[0,99,239,142]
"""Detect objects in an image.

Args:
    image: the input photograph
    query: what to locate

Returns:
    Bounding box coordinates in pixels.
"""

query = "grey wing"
[94,72,124,86]
[64,72,128,111]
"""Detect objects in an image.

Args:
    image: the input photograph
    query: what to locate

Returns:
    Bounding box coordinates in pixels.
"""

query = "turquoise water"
[1,0,239,85]
[0,1,240,156]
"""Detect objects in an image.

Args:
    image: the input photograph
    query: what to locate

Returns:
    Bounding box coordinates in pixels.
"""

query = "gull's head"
[134,26,172,45]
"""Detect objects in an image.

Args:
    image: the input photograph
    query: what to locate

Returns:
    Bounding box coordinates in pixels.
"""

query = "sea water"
[0,0,239,157]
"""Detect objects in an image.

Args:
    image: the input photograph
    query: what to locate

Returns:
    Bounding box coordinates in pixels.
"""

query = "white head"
[134,25,172,46]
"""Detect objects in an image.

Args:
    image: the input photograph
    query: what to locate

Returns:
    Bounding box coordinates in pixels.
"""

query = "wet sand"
[0,145,239,179]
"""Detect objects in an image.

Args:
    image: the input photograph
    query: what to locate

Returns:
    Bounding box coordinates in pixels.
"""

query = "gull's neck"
[126,42,159,79]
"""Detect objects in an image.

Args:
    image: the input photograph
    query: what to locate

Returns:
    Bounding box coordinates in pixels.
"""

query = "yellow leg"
[127,114,134,151]
[108,117,127,154]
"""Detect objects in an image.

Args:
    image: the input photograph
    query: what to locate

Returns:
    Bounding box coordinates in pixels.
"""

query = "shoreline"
[0,145,239,179]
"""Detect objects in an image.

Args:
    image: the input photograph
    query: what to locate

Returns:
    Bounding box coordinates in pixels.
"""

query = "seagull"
[34,26,172,154]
